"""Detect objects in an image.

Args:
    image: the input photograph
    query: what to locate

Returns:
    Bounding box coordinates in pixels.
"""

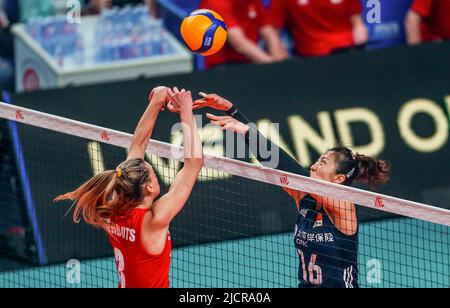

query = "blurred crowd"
[199,0,450,69]
[0,0,449,91]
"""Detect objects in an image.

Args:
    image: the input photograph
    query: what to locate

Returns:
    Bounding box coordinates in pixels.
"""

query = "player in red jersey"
[405,0,450,44]
[198,0,289,68]
[270,0,367,57]
[55,86,204,288]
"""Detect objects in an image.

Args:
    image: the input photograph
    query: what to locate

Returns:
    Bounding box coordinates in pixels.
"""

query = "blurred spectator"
[0,59,13,93]
[198,0,289,69]
[405,0,450,44]
[0,0,13,91]
[271,0,368,57]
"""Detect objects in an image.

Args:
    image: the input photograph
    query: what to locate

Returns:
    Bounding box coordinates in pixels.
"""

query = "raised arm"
[127,86,171,160]
[350,14,368,46]
[193,93,309,177]
[193,93,309,208]
[149,88,204,230]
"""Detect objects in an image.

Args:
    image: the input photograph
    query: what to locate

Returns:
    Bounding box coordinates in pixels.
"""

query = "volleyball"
[180,9,227,56]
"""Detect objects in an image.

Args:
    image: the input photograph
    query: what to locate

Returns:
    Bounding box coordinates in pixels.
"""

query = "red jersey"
[411,0,450,40]
[199,0,271,68]
[107,208,172,288]
[270,0,362,56]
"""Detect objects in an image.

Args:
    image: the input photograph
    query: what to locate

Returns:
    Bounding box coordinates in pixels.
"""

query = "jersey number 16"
[298,249,323,285]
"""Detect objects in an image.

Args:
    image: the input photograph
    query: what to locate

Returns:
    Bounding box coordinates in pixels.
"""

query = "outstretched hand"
[206,113,249,135]
[166,87,193,114]
[149,86,174,111]
[193,92,234,111]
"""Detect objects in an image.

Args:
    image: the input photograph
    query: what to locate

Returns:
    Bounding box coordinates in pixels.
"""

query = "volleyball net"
[0,102,448,288]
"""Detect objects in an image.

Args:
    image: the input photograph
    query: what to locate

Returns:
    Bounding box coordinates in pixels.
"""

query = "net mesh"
[0,103,448,288]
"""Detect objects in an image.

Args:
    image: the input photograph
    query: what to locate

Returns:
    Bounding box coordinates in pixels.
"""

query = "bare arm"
[405,10,423,44]
[149,88,204,229]
[260,25,289,61]
[228,27,274,63]
[127,86,171,160]
[350,14,368,46]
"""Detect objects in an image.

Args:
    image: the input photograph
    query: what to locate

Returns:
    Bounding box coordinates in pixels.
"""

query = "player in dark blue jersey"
[192,93,391,288]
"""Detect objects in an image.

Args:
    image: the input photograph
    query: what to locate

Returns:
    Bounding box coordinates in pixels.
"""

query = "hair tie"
[347,168,355,178]
[116,167,123,178]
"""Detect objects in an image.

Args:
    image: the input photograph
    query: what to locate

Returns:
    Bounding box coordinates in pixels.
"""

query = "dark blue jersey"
[229,107,359,288]
[294,195,359,288]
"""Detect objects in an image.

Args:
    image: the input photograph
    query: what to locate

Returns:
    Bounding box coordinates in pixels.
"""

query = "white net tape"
[1,101,449,226]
